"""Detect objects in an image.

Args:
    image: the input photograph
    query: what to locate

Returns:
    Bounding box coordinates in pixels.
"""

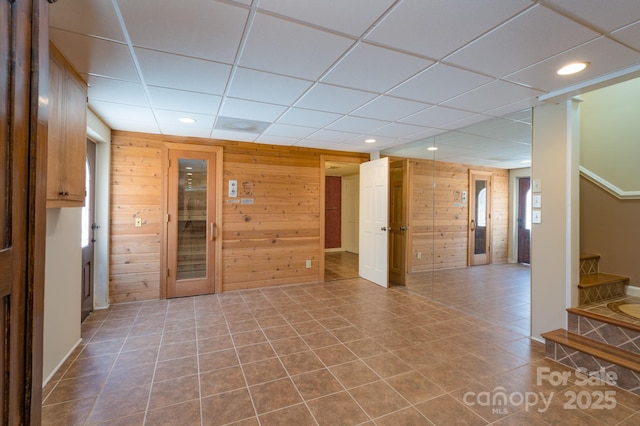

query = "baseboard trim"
[42,338,83,387]
[626,286,640,297]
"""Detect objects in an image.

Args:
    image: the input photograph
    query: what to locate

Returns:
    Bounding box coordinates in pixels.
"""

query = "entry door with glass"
[167,148,220,298]
[468,170,492,266]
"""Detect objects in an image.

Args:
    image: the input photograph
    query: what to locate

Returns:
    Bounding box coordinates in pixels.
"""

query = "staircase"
[542,254,640,395]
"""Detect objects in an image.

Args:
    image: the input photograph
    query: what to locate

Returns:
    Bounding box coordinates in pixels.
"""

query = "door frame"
[468,170,493,266]
[161,143,223,298]
[319,155,366,282]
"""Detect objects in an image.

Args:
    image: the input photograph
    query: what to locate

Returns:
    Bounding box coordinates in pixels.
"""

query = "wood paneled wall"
[109,132,367,302]
[408,159,509,272]
[109,131,510,302]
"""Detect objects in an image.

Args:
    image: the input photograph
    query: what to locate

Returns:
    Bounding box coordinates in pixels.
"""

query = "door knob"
[381,226,391,231]
[400,226,408,231]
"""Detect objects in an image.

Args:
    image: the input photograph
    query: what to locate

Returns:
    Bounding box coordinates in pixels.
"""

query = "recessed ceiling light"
[178,117,196,124]
[427,146,438,151]
[365,139,376,144]
[557,62,589,76]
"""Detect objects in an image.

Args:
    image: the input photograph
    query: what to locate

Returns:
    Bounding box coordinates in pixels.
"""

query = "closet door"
[166,148,221,298]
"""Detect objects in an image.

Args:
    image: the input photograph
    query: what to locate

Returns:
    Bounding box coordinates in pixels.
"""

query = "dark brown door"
[1,0,48,423]
[81,140,96,321]
[389,160,407,285]
[517,177,531,264]
[325,176,341,249]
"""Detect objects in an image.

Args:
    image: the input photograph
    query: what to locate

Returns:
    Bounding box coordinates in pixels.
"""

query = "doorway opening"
[517,176,531,264]
[81,140,96,322]
[321,158,363,282]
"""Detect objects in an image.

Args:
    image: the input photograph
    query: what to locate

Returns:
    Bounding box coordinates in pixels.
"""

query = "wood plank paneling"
[408,159,509,273]
[109,132,366,302]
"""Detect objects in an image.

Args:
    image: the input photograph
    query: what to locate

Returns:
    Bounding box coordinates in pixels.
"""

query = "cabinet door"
[45,55,65,201]
[63,75,87,202]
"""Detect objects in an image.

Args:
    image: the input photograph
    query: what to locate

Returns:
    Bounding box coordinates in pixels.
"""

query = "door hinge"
[167,159,171,168]
[166,213,170,222]
[167,268,170,277]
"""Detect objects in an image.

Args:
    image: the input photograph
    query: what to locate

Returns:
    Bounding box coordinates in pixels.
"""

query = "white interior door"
[359,157,389,287]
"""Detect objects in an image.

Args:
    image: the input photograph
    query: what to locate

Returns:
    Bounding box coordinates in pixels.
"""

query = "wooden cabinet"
[47,43,87,208]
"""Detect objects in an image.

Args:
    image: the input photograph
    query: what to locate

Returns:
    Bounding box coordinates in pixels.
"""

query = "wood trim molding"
[580,166,640,200]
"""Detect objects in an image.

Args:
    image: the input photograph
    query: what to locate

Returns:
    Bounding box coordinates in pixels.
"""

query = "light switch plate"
[228,180,238,197]
[532,194,541,208]
[532,179,542,193]
[532,210,541,224]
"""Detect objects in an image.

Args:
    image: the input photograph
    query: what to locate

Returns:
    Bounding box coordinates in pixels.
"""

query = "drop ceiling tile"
[255,135,300,146]
[370,123,427,138]
[147,87,222,115]
[441,80,542,113]
[485,97,542,118]
[295,84,377,114]
[239,13,353,79]
[118,0,247,64]
[50,0,124,42]
[262,124,317,138]
[277,108,341,127]
[154,109,216,129]
[327,116,390,133]
[389,64,493,104]
[87,76,148,107]
[352,96,428,121]
[103,120,161,135]
[295,140,345,151]
[220,98,288,122]
[159,125,213,139]
[366,0,533,59]
[50,30,139,82]
[446,5,600,78]
[90,101,156,124]
[543,0,640,32]
[135,48,231,95]
[399,105,476,127]
[210,129,259,142]
[505,37,640,92]
[321,43,433,93]
[612,21,640,51]
[439,114,494,131]
[228,68,313,105]
[258,0,395,37]
[305,129,360,143]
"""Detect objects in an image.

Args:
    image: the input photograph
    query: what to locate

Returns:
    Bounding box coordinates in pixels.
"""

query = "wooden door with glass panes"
[166,148,221,298]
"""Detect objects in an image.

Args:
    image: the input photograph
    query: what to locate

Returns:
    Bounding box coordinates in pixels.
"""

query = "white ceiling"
[49,0,640,169]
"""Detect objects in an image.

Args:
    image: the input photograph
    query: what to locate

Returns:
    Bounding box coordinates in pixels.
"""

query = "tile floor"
[324,251,359,282]
[404,264,531,336]
[42,275,640,425]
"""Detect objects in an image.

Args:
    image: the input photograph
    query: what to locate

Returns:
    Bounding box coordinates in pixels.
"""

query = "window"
[477,188,487,227]
[525,188,532,230]
[81,159,90,247]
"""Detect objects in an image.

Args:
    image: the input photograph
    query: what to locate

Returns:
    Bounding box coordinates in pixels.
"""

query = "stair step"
[580,253,601,261]
[542,328,640,373]
[568,307,640,334]
[579,272,629,288]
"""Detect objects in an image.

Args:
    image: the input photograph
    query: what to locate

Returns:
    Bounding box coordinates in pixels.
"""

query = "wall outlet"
[135,217,142,227]
[305,260,311,268]
[417,252,422,259]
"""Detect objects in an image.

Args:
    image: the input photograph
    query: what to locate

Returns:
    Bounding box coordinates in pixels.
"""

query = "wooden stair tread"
[580,253,601,261]
[579,272,630,288]
[567,307,640,333]
[542,329,640,373]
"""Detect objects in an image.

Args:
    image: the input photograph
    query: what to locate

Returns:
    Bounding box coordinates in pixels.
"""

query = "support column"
[530,99,581,340]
